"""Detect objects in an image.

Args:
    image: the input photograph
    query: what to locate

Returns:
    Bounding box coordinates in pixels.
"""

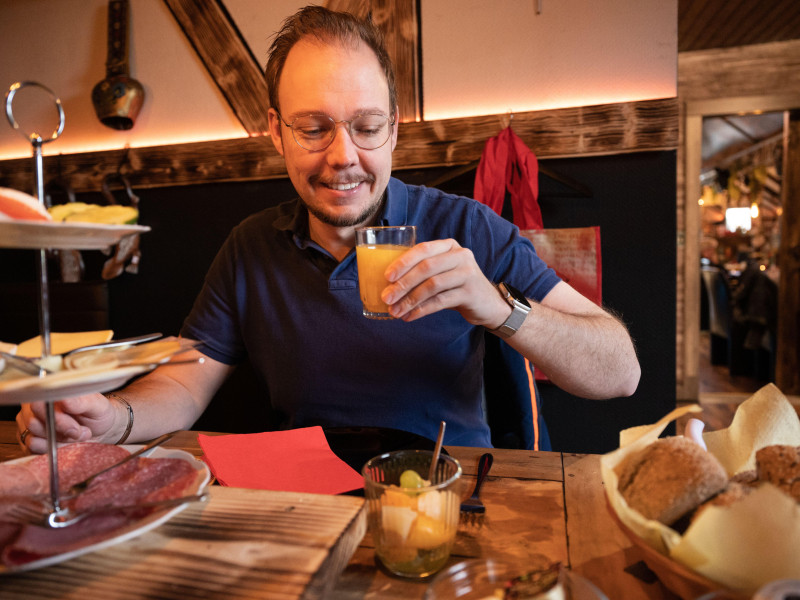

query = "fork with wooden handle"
[460,452,493,522]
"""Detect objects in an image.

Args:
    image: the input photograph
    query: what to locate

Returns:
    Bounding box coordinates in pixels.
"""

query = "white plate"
[0,446,211,574]
[0,364,152,405]
[62,339,196,371]
[0,220,149,250]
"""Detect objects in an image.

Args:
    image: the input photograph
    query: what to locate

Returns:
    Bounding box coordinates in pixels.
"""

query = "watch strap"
[493,282,531,338]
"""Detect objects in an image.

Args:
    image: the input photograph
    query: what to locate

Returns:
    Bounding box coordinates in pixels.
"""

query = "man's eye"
[355,126,381,136]
[297,126,327,138]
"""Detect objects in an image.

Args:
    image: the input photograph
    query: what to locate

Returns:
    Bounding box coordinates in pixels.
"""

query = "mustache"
[314,174,375,187]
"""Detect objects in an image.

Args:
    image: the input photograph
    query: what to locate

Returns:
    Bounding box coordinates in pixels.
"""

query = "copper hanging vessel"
[91,0,145,130]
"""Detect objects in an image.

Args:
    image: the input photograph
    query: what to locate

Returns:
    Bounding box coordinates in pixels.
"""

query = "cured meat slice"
[0,443,204,569]
[3,513,130,566]
[0,464,41,496]
[72,457,198,511]
[17,443,131,495]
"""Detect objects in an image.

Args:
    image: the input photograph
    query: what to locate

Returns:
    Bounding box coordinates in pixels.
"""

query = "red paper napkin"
[198,426,364,495]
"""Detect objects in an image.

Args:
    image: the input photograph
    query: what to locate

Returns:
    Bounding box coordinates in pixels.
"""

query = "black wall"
[534,152,677,452]
[0,151,676,451]
[413,151,677,452]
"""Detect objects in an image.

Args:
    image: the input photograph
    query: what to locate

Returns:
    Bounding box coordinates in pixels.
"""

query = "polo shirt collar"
[380,177,410,226]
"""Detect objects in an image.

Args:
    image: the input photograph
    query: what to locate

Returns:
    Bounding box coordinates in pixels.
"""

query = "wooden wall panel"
[777,111,800,395]
[676,39,800,399]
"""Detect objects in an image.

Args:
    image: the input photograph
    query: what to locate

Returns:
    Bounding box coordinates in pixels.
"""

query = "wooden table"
[0,422,680,599]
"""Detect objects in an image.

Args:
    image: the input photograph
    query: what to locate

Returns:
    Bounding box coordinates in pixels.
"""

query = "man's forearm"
[103,373,205,443]
[102,352,233,444]
[504,302,641,399]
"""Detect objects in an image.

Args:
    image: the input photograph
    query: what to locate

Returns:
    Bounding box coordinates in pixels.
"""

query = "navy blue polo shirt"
[181,177,560,446]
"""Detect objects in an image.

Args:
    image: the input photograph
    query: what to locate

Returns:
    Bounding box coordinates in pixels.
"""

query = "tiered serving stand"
[1,82,151,520]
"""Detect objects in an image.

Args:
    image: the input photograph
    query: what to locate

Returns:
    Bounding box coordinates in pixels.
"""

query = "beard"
[301,190,385,228]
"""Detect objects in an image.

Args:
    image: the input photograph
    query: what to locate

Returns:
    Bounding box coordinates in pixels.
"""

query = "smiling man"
[269,38,395,245]
[16,6,640,453]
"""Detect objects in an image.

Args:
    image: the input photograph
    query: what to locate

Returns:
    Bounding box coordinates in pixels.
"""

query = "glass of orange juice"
[355,225,416,319]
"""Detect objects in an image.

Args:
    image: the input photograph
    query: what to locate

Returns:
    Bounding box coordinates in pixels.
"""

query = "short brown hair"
[265,5,397,115]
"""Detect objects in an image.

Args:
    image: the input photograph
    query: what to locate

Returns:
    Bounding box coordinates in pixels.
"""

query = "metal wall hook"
[503,109,514,130]
[101,172,140,207]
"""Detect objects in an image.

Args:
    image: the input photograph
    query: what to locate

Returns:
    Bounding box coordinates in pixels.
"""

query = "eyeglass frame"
[275,111,396,152]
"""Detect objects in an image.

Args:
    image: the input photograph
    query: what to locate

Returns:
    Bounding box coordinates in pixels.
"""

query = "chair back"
[701,266,731,339]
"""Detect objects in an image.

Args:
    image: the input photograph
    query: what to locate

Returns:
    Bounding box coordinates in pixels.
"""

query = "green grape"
[399,469,425,489]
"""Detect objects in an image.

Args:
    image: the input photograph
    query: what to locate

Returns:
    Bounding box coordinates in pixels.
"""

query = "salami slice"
[0,464,41,496]
[2,513,130,566]
[0,443,204,569]
[72,457,198,512]
[23,443,131,494]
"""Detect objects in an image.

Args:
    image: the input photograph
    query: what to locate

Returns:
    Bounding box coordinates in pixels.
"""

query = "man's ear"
[267,109,285,156]
[390,107,399,152]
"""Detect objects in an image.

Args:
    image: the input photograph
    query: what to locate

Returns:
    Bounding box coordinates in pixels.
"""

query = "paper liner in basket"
[601,384,800,596]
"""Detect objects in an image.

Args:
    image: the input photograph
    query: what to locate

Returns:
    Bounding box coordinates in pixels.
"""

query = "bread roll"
[617,436,728,525]
[755,444,800,502]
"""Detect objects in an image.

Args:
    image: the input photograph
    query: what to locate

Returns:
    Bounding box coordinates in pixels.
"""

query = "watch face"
[503,283,531,308]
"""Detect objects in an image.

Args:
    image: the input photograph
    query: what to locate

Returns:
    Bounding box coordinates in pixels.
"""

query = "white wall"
[0,0,676,161]
[421,0,676,119]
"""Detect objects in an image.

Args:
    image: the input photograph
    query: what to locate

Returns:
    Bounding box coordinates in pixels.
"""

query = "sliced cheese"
[48,202,93,222]
[64,205,138,225]
[17,330,114,358]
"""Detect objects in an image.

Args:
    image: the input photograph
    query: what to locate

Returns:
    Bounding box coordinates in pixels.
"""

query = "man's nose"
[326,123,359,165]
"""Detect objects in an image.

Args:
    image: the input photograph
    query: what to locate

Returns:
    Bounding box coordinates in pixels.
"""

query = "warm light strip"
[0,94,672,161]
[423,93,674,121]
[0,130,253,161]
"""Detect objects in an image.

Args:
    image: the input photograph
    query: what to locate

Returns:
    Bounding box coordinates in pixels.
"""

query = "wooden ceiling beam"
[163,0,271,135]
[325,0,420,122]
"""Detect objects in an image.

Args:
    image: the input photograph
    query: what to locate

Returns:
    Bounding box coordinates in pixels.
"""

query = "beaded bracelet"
[106,393,134,445]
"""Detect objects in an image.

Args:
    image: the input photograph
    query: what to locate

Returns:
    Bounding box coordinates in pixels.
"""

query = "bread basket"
[601,385,800,598]
[605,496,746,600]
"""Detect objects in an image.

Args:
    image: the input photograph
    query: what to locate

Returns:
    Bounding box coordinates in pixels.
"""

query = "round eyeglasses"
[277,112,395,152]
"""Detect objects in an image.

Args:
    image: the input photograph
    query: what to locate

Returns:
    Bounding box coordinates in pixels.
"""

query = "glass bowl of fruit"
[423,558,609,600]
[362,449,463,579]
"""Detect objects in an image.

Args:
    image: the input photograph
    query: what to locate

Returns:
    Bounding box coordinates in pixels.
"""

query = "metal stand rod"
[33,138,61,514]
[6,81,67,518]
[45,403,61,513]
[34,140,52,360]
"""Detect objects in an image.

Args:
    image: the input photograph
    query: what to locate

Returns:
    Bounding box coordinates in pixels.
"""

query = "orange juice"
[356,244,408,317]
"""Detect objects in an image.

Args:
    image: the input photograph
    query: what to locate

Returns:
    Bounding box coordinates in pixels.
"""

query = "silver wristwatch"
[493,282,531,338]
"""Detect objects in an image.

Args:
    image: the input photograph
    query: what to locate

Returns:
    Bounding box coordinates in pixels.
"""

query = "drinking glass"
[362,449,463,579]
[355,225,416,319]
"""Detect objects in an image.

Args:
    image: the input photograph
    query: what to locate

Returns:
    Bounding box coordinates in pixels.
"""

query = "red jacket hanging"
[474,126,544,231]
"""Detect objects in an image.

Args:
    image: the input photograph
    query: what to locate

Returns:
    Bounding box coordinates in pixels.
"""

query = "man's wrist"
[105,392,134,445]
[490,282,532,339]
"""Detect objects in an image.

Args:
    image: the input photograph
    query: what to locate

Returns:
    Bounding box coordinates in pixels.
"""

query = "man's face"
[268,38,398,230]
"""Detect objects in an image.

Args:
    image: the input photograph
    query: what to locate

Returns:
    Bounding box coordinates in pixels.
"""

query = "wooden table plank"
[564,453,678,600]
[449,446,564,482]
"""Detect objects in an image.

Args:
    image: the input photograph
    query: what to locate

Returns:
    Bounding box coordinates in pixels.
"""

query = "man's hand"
[381,239,510,328]
[16,394,119,454]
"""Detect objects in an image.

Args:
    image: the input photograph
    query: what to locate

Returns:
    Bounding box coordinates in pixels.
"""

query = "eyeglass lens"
[290,114,392,151]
